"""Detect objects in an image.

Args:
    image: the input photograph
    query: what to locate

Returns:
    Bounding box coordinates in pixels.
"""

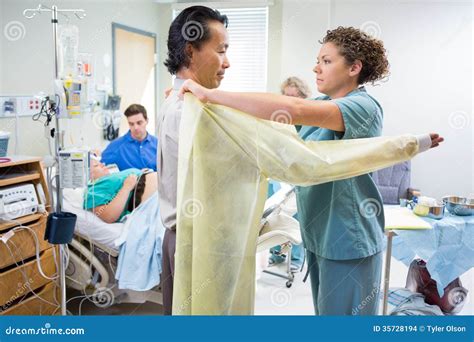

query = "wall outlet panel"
[0,96,41,117]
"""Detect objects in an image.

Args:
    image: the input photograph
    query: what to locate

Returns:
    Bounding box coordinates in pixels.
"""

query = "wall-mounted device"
[0,183,39,220]
[0,95,42,117]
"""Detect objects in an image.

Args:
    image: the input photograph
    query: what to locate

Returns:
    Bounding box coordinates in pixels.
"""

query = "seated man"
[100,104,158,171]
[83,160,157,223]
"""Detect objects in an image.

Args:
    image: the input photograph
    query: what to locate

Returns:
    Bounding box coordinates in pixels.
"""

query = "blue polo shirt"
[101,130,158,171]
[295,87,384,260]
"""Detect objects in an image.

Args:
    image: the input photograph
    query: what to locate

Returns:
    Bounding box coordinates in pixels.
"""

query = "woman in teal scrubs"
[178,26,442,315]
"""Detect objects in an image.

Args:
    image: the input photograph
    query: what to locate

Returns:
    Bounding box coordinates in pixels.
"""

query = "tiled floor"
[66,251,473,316]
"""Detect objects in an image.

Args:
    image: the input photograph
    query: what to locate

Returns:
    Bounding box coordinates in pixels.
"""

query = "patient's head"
[90,160,110,181]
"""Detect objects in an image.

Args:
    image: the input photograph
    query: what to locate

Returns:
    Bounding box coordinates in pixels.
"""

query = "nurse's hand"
[179,79,211,102]
[429,133,444,148]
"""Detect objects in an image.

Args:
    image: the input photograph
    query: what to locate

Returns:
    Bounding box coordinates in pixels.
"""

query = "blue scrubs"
[296,87,384,315]
[307,250,382,315]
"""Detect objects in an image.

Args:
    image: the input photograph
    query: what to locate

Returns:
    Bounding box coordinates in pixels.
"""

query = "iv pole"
[23,4,86,316]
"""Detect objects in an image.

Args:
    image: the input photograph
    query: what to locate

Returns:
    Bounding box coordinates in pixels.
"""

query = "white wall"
[274,0,473,200]
[1,0,472,199]
[0,0,171,157]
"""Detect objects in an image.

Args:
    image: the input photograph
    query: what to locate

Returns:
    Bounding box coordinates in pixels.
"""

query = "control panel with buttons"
[0,183,39,220]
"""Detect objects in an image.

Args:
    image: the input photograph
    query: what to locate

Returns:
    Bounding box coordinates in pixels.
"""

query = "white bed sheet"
[62,188,124,252]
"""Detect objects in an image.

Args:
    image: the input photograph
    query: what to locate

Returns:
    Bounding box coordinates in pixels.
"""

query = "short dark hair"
[124,104,147,120]
[164,6,228,75]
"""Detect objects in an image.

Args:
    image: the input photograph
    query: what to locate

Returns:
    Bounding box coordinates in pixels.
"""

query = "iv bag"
[58,25,79,78]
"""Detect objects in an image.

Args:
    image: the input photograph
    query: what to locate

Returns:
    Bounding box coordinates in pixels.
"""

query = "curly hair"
[280,77,311,98]
[164,6,228,75]
[321,26,389,85]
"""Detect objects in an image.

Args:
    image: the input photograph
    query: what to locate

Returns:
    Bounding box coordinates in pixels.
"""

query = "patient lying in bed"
[83,160,158,223]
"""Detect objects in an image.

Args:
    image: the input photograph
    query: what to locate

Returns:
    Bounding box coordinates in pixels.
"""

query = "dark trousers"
[161,229,176,315]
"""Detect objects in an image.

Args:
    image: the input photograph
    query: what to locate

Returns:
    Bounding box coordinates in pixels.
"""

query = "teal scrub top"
[83,168,142,221]
[296,87,384,260]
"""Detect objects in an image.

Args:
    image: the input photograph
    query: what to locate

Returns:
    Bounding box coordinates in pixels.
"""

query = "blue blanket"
[114,192,165,291]
[392,214,474,296]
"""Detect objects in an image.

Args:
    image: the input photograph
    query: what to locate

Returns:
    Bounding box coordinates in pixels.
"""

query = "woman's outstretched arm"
[179,79,345,131]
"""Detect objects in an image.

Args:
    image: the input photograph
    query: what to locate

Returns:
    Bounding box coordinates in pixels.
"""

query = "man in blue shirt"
[101,104,158,171]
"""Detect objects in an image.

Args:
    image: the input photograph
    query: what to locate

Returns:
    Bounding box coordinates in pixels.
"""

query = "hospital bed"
[60,182,301,311]
[257,184,302,288]
[61,188,163,309]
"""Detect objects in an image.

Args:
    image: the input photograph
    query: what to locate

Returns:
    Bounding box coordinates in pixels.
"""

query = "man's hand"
[123,174,138,191]
[164,87,172,98]
[429,133,444,148]
[179,79,212,103]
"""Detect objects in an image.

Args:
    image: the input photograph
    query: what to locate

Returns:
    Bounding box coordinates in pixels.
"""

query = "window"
[172,6,268,92]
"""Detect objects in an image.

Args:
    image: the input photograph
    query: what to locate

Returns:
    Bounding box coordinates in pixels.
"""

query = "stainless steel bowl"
[413,202,445,220]
[442,196,474,216]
